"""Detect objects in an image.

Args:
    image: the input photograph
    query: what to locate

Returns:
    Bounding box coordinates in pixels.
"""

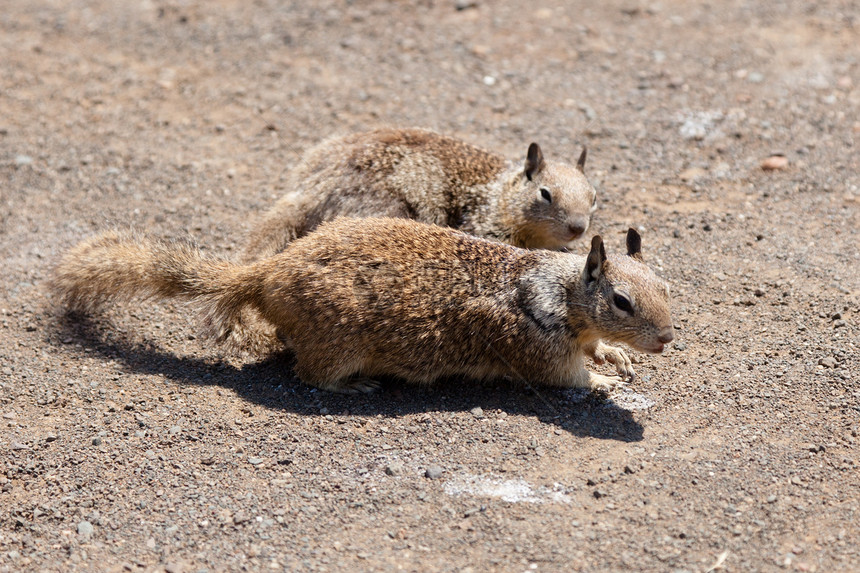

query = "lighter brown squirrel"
[53,218,673,394]
[244,128,597,260]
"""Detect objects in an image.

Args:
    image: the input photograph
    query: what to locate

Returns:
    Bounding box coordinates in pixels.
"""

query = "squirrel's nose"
[568,221,587,239]
[657,327,675,344]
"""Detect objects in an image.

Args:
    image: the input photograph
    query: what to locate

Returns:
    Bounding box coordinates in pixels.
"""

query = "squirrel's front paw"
[592,343,635,382]
[588,373,623,394]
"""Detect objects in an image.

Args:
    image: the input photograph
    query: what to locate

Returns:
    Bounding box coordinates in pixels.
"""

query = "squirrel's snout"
[567,221,587,240]
[657,327,674,344]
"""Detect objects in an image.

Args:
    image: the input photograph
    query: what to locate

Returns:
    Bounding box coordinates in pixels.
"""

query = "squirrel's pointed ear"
[524,143,545,181]
[626,228,643,260]
[576,147,587,173]
[585,235,606,284]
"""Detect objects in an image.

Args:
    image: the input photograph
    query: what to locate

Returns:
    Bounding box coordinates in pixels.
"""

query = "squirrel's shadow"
[53,313,644,443]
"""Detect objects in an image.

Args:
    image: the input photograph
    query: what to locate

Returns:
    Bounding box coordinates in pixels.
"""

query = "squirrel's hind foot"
[315,376,382,395]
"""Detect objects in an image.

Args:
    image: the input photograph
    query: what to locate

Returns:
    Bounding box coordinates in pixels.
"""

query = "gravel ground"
[1,1,859,571]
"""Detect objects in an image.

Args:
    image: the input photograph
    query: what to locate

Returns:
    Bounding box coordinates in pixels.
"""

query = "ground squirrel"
[244,128,597,259]
[54,218,673,394]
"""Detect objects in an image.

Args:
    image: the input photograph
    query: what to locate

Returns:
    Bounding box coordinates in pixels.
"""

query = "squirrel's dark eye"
[613,293,634,314]
[540,187,552,203]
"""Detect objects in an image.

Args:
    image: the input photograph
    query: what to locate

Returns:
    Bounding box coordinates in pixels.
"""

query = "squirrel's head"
[579,229,674,354]
[514,143,597,250]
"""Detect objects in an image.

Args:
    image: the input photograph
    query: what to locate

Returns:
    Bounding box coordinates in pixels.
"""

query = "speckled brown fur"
[54,218,673,394]
[243,128,598,260]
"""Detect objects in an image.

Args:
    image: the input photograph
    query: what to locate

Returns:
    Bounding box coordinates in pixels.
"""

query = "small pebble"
[818,357,837,368]
[470,407,484,418]
[11,441,28,450]
[761,155,789,170]
[385,461,404,476]
[425,466,444,479]
[45,433,58,442]
[77,520,94,537]
[248,457,264,466]
[679,167,707,182]
[14,154,33,166]
[168,425,181,436]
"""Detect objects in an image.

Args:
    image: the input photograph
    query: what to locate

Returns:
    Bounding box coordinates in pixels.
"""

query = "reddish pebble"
[761,155,789,170]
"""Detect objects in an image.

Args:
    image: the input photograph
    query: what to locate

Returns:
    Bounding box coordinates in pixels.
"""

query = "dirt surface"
[1,1,859,571]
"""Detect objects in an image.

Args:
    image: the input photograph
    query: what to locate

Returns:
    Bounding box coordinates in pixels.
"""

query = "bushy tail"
[52,231,266,347]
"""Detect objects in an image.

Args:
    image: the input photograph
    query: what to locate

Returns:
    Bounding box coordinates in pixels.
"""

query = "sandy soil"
[1,1,859,571]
